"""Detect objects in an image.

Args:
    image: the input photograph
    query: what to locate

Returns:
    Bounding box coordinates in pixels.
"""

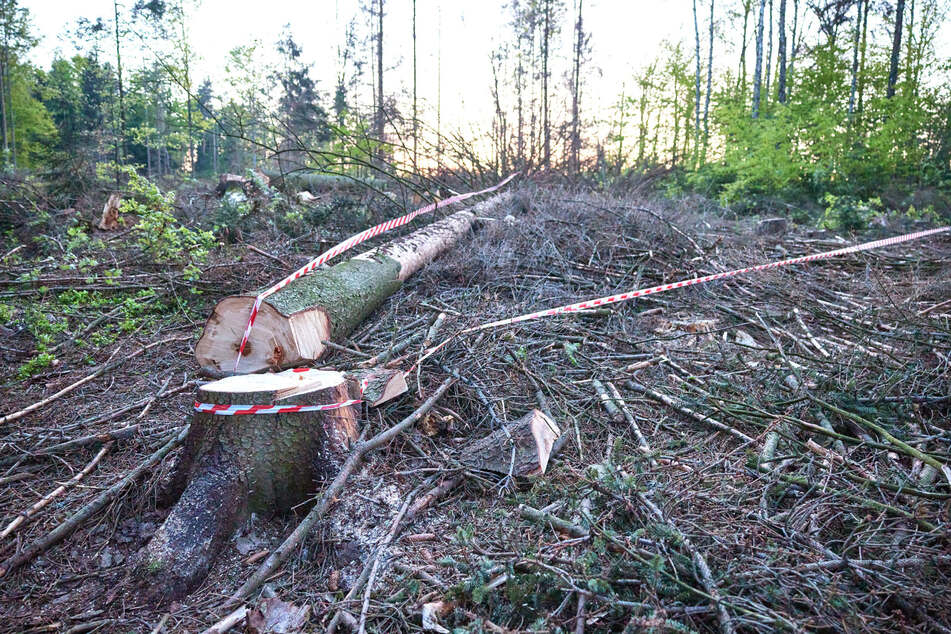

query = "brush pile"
[1,185,949,632]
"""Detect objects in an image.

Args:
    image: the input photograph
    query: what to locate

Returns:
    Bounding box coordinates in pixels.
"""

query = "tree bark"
[375,0,385,148]
[848,0,862,117]
[140,369,362,599]
[777,0,787,103]
[195,194,516,374]
[570,0,584,174]
[887,0,905,99]
[738,0,752,88]
[542,0,552,170]
[752,0,766,118]
[692,0,702,163]
[764,0,773,104]
[113,0,125,170]
[0,41,6,160]
[857,0,869,112]
[703,0,714,160]
[788,0,799,100]
[412,0,417,168]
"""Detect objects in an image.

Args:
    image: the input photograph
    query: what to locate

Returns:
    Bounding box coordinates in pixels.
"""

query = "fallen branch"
[0,442,113,540]
[636,493,736,634]
[626,381,755,444]
[0,337,190,426]
[0,426,188,577]
[227,376,455,604]
[810,395,951,484]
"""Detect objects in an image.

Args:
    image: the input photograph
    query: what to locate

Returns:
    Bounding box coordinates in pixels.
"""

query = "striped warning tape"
[195,368,375,416]
[408,224,949,370]
[234,173,519,371]
[462,225,950,333]
[194,399,363,416]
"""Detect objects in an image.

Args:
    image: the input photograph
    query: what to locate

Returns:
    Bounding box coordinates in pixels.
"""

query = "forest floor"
[1,182,949,633]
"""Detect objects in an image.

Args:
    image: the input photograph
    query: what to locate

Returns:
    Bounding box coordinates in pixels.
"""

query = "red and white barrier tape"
[462,226,949,333]
[195,368,375,416]
[234,173,519,371]
[194,399,363,416]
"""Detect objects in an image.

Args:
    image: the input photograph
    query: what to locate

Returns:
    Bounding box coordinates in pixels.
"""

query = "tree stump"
[140,369,360,598]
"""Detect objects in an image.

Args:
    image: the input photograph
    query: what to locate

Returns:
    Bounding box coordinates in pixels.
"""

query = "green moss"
[263,255,402,340]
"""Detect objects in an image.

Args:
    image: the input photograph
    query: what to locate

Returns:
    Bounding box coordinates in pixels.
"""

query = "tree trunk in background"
[857,0,869,112]
[887,0,905,98]
[570,0,584,173]
[182,22,193,176]
[692,0,701,163]
[412,0,417,169]
[7,63,14,167]
[848,0,862,117]
[738,0,752,88]
[777,0,787,103]
[636,71,650,167]
[113,0,125,169]
[765,0,773,105]
[752,0,766,118]
[515,24,525,169]
[0,47,7,162]
[374,0,385,146]
[788,0,799,100]
[904,0,915,97]
[542,0,552,169]
[615,87,627,173]
[436,4,442,163]
[491,56,506,173]
[702,0,714,160]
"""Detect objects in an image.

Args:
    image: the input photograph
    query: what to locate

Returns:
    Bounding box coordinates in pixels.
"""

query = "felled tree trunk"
[196,192,515,374]
[140,369,366,598]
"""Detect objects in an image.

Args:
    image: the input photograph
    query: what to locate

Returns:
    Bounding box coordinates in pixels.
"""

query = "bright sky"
[22,0,951,133]
[24,0,693,127]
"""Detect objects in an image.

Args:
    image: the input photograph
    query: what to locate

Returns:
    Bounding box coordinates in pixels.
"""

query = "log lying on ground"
[459,409,564,476]
[195,192,516,374]
[345,367,407,406]
[140,368,381,599]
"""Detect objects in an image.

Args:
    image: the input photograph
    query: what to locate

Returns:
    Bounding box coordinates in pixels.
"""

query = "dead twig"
[0,336,190,426]
[227,377,455,604]
[1,441,113,540]
[0,426,189,577]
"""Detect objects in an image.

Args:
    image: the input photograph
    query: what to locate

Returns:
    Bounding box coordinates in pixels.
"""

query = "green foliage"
[8,63,58,167]
[644,18,951,217]
[18,352,54,379]
[454,522,476,545]
[562,341,579,366]
[98,164,215,272]
[818,193,881,231]
[14,306,67,379]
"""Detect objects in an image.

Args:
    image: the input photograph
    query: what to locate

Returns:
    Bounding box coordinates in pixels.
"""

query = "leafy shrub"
[18,352,55,379]
[818,194,881,231]
[98,163,215,278]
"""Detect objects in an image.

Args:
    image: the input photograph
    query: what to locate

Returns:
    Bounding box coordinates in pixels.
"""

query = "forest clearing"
[1,0,951,632]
